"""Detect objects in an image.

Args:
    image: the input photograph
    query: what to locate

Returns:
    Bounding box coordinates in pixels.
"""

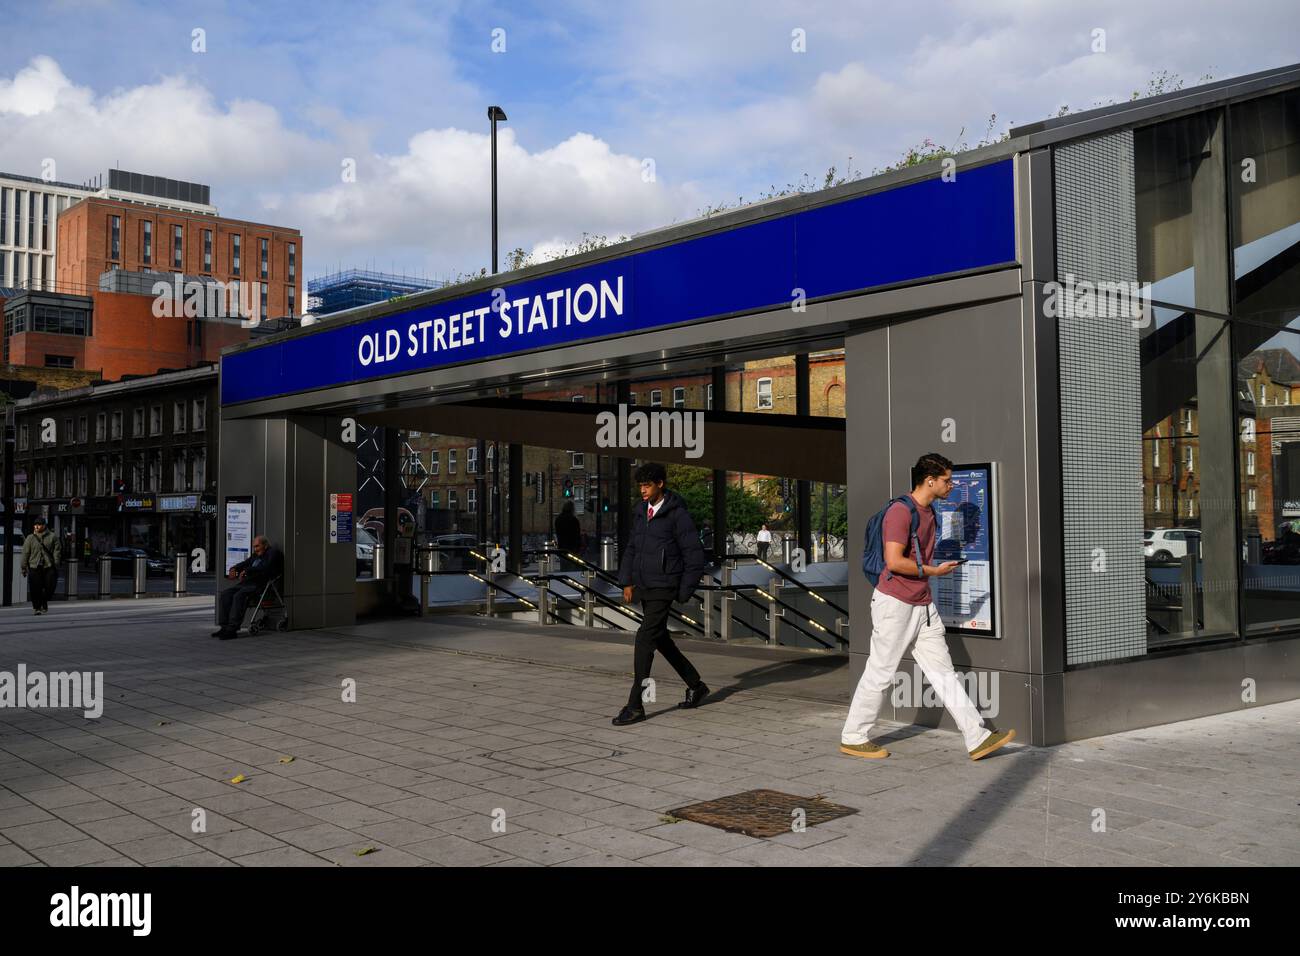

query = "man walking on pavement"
[20,517,62,616]
[841,452,1016,762]
[612,462,709,726]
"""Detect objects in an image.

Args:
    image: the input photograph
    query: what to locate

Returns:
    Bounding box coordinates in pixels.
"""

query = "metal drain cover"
[669,788,858,838]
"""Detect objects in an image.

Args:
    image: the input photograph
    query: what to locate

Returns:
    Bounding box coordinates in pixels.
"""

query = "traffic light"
[601,496,609,513]
[563,478,573,498]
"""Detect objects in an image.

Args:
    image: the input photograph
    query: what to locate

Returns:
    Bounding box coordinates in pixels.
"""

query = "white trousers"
[841,590,991,752]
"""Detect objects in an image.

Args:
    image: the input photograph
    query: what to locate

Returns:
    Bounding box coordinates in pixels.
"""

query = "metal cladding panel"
[222,158,1017,406]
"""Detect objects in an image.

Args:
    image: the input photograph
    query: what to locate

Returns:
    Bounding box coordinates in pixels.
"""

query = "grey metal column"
[615,379,632,564]
[508,441,522,574]
[795,353,812,558]
[1190,112,1236,635]
[711,365,727,566]
[383,426,399,595]
[2,405,13,607]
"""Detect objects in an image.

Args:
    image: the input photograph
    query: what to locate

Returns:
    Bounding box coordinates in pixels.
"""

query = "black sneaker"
[611,707,646,726]
[680,682,709,709]
[217,629,239,641]
[211,628,229,637]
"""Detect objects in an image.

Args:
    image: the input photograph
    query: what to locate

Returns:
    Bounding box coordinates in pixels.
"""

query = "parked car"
[1143,528,1201,563]
[356,526,378,576]
[103,547,171,576]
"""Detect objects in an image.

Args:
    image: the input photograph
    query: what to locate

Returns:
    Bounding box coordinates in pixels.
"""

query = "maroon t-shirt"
[876,496,935,606]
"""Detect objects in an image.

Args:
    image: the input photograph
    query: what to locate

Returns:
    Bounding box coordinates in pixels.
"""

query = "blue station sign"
[222,159,1015,405]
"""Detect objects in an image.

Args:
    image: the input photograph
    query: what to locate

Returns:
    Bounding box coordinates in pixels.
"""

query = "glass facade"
[1058,87,1300,659]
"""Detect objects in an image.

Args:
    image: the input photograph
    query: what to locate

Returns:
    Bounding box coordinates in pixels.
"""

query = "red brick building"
[57,197,303,321]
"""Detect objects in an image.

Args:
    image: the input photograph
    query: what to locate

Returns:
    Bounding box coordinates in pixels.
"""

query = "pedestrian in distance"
[757,523,772,561]
[612,462,709,726]
[21,517,62,616]
[842,452,1016,762]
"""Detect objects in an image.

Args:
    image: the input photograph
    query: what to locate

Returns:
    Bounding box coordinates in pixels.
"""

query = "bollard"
[719,560,735,643]
[1179,553,1197,634]
[484,558,495,618]
[600,537,616,572]
[536,553,551,625]
[372,543,386,581]
[63,556,79,600]
[767,575,784,645]
[701,581,713,640]
[173,553,188,596]
[782,535,794,565]
[132,553,148,598]
[583,569,595,627]
[98,554,113,598]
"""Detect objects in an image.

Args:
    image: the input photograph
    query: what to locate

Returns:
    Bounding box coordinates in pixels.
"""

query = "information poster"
[932,463,997,636]
[329,493,354,544]
[224,497,255,575]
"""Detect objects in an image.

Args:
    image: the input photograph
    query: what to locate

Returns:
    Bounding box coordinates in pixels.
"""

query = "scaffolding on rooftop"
[306,268,447,317]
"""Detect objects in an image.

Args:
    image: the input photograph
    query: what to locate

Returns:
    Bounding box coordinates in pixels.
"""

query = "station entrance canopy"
[220,158,1016,411]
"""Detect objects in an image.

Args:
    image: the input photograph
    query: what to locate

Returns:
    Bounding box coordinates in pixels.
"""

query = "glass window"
[203,229,212,272]
[448,449,457,474]
[0,187,6,245]
[232,234,241,276]
[288,242,296,281]
[673,387,685,408]
[467,487,477,512]
[133,408,144,437]
[41,194,49,249]
[429,450,439,475]
[150,405,162,436]
[467,446,477,474]
[193,449,207,489]
[110,215,121,261]
[95,413,106,442]
[1141,311,1237,645]
[707,383,713,409]
[260,237,269,279]
[260,282,268,320]
[449,490,458,511]
[111,410,123,439]
[757,378,774,409]
[287,285,295,316]
[650,389,662,407]
[142,220,152,265]
[173,224,183,269]
[77,416,87,443]
[18,423,28,451]
[174,401,187,433]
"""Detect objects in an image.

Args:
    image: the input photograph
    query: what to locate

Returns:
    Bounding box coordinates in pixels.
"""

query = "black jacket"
[617,490,705,603]
[232,545,283,588]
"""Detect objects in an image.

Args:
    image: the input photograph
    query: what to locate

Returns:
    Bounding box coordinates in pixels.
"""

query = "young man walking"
[20,518,62,616]
[841,453,1016,761]
[612,462,709,726]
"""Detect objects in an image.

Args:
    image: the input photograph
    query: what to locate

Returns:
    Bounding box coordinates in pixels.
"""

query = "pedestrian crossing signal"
[563,478,573,498]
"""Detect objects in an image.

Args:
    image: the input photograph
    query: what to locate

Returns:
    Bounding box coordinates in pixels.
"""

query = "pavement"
[0,598,1296,867]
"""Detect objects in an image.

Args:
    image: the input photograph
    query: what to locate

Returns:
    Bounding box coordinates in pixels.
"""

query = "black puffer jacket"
[617,490,705,604]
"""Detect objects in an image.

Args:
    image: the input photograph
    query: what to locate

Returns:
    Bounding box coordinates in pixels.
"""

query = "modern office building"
[215,64,1300,743]
[0,168,217,291]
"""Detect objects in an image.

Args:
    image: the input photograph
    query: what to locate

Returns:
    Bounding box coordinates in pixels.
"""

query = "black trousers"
[217,584,261,628]
[757,542,770,560]
[628,588,701,710]
[28,566,58,611]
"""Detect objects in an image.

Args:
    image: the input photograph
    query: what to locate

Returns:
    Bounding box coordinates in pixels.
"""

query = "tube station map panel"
[932,463,998,636]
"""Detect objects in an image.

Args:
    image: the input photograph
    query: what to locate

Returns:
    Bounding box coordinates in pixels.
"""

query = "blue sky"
[2,0,1297,284]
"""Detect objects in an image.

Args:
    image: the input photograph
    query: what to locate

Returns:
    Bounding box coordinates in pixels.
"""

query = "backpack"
[862,495,935,587]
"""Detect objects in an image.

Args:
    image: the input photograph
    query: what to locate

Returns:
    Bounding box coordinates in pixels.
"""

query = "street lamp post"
[484,106,509,553]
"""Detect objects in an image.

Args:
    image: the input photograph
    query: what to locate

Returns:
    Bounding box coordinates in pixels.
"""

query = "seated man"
[213,535,284,639]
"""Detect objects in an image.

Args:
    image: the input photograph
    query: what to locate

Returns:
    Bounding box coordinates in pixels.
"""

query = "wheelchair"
[243,577,289,635]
